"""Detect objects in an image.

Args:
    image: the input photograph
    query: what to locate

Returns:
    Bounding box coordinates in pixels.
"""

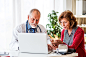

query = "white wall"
[76,0,83,15]
[55,0,72,16]
[20,0,55,28]
[55,0,64,16]
[83,0,86,14]
[66,0,72,11]
[76,0,86,15]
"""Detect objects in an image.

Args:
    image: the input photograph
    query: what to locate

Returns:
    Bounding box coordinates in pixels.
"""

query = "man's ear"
[28,15,29,20]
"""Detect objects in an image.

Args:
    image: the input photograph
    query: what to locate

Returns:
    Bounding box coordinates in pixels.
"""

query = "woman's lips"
[64,27,66,28]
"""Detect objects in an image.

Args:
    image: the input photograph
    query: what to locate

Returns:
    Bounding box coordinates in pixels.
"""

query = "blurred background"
[0,0,86,50]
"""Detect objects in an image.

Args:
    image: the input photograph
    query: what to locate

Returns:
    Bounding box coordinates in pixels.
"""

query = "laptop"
[18,33,49,54]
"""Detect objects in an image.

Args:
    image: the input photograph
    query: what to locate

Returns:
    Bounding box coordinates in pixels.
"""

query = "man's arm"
[9,24,24,50]
[9,26,19,50]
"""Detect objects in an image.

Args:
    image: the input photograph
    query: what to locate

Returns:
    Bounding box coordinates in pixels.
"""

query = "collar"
[28,23,32,29]
[72,26,78,34]
[65,26,78,35]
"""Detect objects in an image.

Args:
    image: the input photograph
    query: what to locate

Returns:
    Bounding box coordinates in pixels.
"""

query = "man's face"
[28,11,40,28]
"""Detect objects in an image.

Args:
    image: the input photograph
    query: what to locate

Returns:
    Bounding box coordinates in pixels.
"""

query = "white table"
[8,51,78,57]
[0,50,78,57]
[18,53,78,57]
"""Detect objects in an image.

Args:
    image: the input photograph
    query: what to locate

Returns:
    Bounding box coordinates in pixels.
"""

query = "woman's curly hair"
[59,10,77,28]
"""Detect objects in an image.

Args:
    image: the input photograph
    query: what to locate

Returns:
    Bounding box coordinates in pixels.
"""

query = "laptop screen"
[18,33,48,54]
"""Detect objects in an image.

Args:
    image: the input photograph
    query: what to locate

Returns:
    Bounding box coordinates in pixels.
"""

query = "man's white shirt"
[9,23,51,50]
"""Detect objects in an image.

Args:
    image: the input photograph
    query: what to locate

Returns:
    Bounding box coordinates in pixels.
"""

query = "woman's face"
[60,18,70,30]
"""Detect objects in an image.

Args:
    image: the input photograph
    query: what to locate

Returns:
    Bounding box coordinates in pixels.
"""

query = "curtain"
[0,0,55,50]
[0,0,12,50]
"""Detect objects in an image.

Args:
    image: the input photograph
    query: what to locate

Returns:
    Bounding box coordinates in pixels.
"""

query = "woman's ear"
[70,20,74,28]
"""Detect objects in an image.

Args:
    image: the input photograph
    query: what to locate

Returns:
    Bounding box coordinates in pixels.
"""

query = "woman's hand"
[48,44,53,51]
[54,40,63,44]
[51,40,63,50]
[48,44,58,51]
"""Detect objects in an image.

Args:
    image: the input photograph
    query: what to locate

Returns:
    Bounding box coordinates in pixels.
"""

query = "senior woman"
[51,10,85,57]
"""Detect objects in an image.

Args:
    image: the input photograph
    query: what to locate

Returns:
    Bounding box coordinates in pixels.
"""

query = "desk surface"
[0,50,78,57]
[7,51,78,57]
[18,52,78,57]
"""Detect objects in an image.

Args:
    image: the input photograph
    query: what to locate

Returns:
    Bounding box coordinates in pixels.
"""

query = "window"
[0,0,66,50]
[0,0,12,50]
[0,0,55,50]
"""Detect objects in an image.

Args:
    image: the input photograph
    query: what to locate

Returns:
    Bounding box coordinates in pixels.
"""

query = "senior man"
[10,9,53,51]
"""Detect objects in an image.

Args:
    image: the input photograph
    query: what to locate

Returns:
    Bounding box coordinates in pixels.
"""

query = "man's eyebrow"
[36,19,39,20]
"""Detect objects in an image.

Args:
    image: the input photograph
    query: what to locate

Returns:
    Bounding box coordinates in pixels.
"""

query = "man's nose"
[34,20,36,24]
